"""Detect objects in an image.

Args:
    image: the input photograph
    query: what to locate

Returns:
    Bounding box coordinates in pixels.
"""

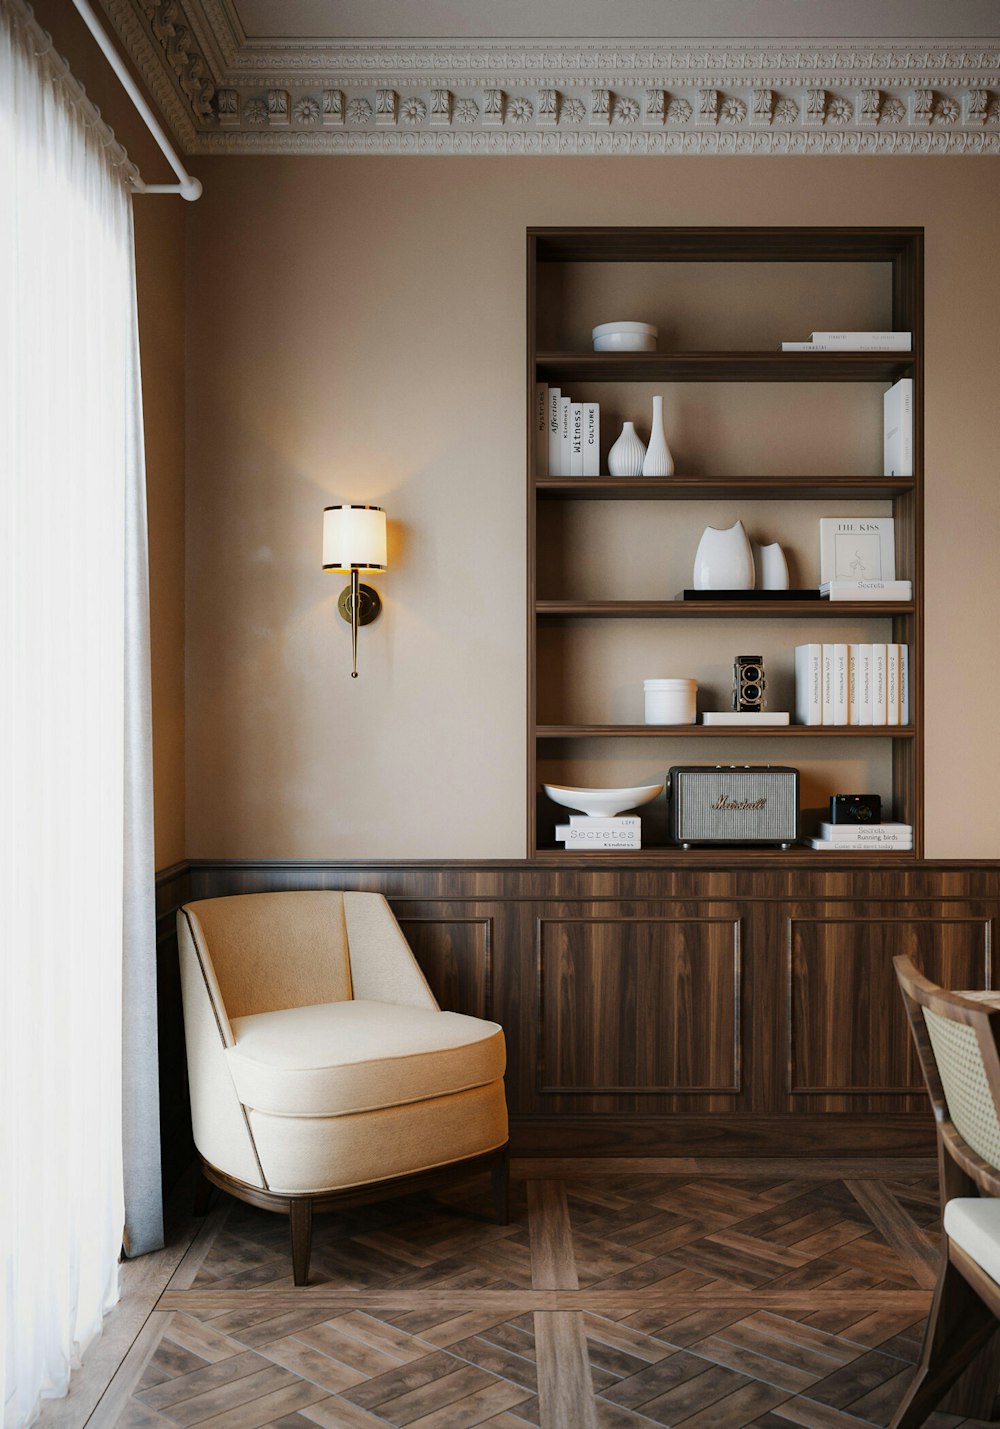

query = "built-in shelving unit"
[527,225,923,860]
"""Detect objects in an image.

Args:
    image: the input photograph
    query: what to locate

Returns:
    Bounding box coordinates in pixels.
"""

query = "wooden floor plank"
[843,1179,941,1290]
[87,1314,176,1429]
[534,1312,598,1429]
[528,1182,579,1291]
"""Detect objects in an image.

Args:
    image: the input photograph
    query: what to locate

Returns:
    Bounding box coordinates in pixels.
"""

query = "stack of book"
[820,579,912,601]
[806,821,913,852]
[555,815,640,850]
[780,331,912,352]
[795,643,909,726]
[535,383,600,477]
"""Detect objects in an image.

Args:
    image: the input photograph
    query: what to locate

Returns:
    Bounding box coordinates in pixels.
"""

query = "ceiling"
[98,0,1000,156]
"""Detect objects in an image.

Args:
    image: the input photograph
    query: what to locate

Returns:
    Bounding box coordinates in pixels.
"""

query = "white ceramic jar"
[644,678,698,725]
[592,321,658,353]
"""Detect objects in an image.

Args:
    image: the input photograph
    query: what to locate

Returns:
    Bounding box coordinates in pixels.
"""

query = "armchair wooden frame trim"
[196,1145,510,1286]
[892,954,1000,1427]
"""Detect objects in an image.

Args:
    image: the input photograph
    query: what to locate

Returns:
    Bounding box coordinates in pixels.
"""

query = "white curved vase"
[693,520,755,591]
[641,395,674,476]
[607,421,646,477]
[756,541,789,590]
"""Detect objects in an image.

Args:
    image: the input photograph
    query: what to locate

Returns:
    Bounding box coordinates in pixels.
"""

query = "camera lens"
[742,683,761,702]
[856,803,874,821]
[741,665,761,681]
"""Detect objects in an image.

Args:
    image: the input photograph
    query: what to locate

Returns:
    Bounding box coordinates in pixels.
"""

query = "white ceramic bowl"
[543,782,665,818]
[592,321,658,353]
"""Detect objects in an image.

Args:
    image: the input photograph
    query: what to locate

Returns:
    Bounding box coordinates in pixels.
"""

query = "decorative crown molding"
[97,2,1000,155]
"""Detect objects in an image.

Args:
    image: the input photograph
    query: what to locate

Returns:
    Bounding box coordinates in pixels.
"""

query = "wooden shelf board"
[535,351,913,383]
[531,226,921,265]
[536,724,915,739]
[535,475,916,501]
[536,600,914,619]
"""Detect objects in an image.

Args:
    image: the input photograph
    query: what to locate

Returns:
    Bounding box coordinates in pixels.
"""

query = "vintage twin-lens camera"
[733,655,766,712]
[829,793,882,824]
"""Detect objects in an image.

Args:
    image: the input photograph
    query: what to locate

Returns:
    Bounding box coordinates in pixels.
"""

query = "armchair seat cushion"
[944,1197,1000,1285]
[226,998,505,1118]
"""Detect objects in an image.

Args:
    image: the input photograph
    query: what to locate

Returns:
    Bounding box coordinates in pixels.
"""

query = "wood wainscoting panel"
[537,917,741,1098]
[396,917,493,1021]
[787,914,995,1109]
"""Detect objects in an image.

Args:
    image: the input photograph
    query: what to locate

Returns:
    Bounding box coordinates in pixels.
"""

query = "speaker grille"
[674,768,798,842]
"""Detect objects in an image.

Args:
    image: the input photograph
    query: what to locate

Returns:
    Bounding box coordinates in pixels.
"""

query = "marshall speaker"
[666,765,799,847]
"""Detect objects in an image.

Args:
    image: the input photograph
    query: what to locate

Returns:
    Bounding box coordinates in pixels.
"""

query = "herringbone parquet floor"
[84,1160,997,1429]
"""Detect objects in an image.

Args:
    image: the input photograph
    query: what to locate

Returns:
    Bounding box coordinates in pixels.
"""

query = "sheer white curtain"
[0,2,155,1423]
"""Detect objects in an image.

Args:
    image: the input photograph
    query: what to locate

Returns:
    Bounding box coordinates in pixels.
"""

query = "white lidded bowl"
[592,321,658,353]
[543,782,664,818]
[643,678,697,725]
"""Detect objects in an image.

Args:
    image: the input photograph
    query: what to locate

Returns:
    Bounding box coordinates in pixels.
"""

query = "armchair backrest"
[894,954,1000,1196]
[182,890,353,1022]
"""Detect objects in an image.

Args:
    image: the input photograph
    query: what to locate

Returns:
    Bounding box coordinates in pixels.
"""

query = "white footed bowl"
[543,782,665,818]
[592,321,658,353]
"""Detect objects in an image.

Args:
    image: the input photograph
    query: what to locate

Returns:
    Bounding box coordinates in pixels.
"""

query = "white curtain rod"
[69,0,202,199]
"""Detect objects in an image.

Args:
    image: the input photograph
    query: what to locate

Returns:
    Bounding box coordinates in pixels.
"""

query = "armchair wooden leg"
[491,1149,509,1226]
[193,1170,213,1217]
[289,1198,314,1286]
[889,1256,997,1428]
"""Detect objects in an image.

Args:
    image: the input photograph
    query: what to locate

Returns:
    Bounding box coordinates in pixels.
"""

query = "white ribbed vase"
[607,421,646,477]
[693,520,755,591]
[641,395,674,476]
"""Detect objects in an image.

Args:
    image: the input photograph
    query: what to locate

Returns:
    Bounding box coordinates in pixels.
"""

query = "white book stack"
[545,390,600,475]
[781,331,911,351]
[795,643,908,726]
[806,821,913,851]
[820,580,912,601]
[555,815,640,849]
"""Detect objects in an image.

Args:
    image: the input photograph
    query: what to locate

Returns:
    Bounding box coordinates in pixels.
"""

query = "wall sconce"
[322,504,387,678]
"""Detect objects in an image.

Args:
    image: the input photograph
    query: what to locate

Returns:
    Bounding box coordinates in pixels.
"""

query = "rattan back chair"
[892,954,1000,1426]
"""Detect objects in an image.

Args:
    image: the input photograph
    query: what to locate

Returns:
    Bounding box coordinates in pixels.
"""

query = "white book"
[900,644,909,725]
[534,382,548,477]
[820,580,911,601]
[567,814,640,829]
[570,402,585,476]
[557,833,641,849]
[701,711,790,726]
[858,644,874,725]
[795,644,823,726]
[821,644,834,726]
[559,396,572,478]
[819,821,913,840]
[583,402,600,476]
[807,837,911,851]
[886,643,901,726]
[547,387,562,475]
[848,644,860,725]
[884,377,913,477]
[819,519,896,584]
[832,643,849,726]
[782,340,905,352]
[872,643,888,724]
[811,331,912,350]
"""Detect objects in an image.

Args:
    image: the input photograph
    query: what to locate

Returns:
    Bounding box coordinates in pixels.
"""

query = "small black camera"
[829,794,882,824]
[733,655,766,712]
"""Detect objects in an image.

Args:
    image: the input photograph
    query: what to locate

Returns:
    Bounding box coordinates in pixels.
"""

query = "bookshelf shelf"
[536,475,916,501]
[536,600,914,619]
[536,724,915,739]
[536,351,914,383]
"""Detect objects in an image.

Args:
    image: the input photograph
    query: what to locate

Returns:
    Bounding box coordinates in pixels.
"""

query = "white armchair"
[177,890,508,1283]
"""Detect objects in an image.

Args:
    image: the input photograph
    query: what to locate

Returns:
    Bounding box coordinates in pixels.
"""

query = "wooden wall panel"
[788,915,994,1098]
[396,917,492,1020]
[538,917,741,1094]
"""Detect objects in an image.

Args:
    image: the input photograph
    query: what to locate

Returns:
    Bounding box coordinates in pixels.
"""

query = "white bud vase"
[607,421,646,477]
[641,395,674,476]
[693,520,755,591]
[756,541,789,590]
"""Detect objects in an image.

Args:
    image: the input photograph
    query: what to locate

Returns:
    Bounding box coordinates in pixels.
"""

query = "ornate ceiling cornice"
[99,1,1000,154]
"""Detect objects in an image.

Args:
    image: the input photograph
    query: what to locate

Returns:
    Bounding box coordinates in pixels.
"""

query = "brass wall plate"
[338,582,382,626]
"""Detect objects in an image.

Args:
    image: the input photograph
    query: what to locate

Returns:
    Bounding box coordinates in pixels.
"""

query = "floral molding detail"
[91,6,1000,155]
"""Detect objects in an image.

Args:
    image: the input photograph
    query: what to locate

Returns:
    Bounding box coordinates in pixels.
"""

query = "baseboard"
[509,1114,937,1158]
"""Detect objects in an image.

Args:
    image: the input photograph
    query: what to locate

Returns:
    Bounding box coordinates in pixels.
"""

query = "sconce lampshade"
[322,505,387,572]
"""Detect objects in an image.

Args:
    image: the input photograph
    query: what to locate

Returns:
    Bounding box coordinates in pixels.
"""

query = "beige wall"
[30,0,188,868]
[185,155,1000,859]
